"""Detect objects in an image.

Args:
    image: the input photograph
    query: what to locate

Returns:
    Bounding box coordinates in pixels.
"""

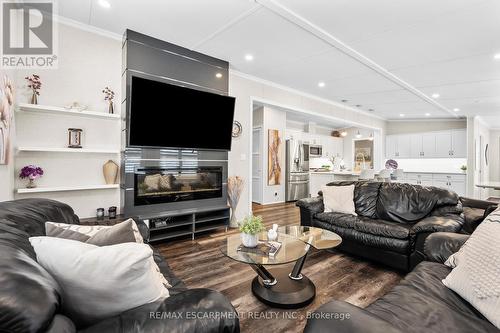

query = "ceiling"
[58,0,500,124]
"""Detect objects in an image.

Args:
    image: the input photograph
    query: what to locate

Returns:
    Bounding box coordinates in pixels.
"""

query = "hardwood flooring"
[155,202,403,333]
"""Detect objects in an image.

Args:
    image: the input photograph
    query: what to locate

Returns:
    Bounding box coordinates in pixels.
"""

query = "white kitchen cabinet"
[387,129,466,159]
[309,173,335,197]
[397,135,411,158]
[386,135,397,158]
[433,174,466,196]
[451,129,467,157]
[421,133,436,158]
[434,131,452,157]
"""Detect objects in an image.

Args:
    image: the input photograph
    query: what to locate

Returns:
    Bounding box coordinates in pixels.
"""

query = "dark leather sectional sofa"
[303,232,499,333]
[0,198,239,333]
[297,181,464,271]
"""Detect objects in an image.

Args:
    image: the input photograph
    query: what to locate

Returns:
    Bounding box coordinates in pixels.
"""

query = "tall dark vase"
[30,91,38,105]
[108,101,114,114]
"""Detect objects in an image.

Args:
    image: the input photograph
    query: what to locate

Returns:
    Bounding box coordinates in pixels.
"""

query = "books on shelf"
[237,241,282,257]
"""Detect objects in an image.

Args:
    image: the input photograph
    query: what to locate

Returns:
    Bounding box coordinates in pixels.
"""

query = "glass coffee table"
[221,226,341,308]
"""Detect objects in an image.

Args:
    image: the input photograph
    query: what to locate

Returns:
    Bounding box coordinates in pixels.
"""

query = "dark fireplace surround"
[121,30,230,219]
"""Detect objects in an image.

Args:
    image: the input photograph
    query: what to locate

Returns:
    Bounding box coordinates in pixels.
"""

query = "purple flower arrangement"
[25,74,41,95]
[102,87,115,101]
[19,165,44,180]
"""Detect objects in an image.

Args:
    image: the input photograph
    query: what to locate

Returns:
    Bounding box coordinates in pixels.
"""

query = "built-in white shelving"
[17,147,120,154]
[17,184,119,194]
[17,103,120,120]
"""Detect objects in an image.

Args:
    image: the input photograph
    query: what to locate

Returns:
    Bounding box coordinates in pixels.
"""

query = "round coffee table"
[221,226,341,308]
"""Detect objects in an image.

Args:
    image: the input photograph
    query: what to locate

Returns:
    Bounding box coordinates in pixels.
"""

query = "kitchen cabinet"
[386,135,410,158]
[403,172,466,196]
[309,173,335,197]
[386,129,466,159]
[451,129,467,157]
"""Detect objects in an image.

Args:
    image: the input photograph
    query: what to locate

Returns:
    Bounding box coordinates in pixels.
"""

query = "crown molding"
[387,118,466,123]
[230,69,386,122]
[54,15,122,41]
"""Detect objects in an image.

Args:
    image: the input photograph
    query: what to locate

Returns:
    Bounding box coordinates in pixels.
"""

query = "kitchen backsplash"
[389,158,467,173]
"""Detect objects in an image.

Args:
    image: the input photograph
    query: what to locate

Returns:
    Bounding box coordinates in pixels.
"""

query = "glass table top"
[278,226,342,250]
[220,227,342,265]
[220,231,309,265]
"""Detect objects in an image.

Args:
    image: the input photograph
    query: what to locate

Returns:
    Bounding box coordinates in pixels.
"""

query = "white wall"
[0,69,16,202]
[468,117,491,199]
[12,23,122,217]
[261,106,286,204]
[228,72,386,221]
[487,130,499,198]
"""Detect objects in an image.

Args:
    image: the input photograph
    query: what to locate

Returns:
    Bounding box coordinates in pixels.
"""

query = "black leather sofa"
[0,198,239,333]
[297,181,464,271]
[303,232,499,333]
[460,196,498,234]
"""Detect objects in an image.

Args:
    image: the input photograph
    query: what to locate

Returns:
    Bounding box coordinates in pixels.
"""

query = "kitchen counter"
[310,170,466,175]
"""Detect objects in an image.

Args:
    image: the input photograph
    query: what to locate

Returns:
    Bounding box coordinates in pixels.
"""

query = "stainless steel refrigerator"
[285,139,310,201]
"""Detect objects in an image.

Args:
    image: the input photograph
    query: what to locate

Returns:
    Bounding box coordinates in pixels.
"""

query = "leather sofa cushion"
[315,212,411,240]
[313,220,410,254]
[0,244,61,333]
[462,207,485,234]
[376,183,459,224]
[323,181,381,218]
[367,262,498,333]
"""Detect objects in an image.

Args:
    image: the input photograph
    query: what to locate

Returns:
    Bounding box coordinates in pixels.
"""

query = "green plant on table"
[239,215,265,235]
[460,165,467,171]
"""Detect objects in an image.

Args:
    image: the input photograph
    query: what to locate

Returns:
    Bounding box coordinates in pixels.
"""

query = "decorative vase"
[108,101,114,114]
[30,91,38,105]
[241,232,259,248]
[103,160,118,184]
[26,178,36,188]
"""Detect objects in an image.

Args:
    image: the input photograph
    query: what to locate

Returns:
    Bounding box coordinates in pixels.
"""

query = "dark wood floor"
[155,202,402,333]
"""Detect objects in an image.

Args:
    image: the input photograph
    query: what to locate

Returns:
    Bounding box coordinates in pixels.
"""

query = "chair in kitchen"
[392,169,405,182]
[378,169,392,182]
[359,169,375,180]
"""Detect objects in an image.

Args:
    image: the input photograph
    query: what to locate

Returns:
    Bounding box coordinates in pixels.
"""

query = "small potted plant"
[239,215,265,248]
[25,74,41,104]
[102,87,115,114]
[460,165,467,174]
[19,165,44,188]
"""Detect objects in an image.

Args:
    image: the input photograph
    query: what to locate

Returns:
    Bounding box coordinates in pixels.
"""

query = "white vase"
[103,160,119,184]
[241,232,259,248]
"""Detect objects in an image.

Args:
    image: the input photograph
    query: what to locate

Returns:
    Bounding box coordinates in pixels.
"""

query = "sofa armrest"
[80,289,239,333]
[304,300,402,333]
[411,215,463,235]
[424,232,469,264]
[296,197,324,227]
[460,196,498,210]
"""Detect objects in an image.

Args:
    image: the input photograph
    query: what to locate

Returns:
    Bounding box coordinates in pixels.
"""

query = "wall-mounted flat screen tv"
[128,76,235,150]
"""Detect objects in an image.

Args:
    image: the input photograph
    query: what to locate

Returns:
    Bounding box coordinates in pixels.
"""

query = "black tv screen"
[129,76,235,150]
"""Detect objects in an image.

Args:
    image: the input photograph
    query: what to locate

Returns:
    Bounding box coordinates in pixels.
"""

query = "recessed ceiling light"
[453,108,460,112]
[431,93,440,98]
[425,113,431,117]
[98,0,111,8]
[244,54,254,61]
[368,108,374,112]
[494,53,500,60]
[215,73,223,78]
[399,113,405,117]
[341,99,348,103]
[318,81,325,88]
[355,104,362,108]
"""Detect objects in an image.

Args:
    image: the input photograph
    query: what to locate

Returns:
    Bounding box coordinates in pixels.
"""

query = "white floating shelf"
[17,184,119,194]
[17,147,120,154]
[17,103,120,119]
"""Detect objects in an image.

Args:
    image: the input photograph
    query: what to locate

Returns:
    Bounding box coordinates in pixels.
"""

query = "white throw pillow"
[442,207,500,329]
[29,237,169,328]
[322,185,357,215]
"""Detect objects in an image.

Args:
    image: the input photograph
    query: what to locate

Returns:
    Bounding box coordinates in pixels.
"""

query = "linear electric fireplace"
[135,167,223,206]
